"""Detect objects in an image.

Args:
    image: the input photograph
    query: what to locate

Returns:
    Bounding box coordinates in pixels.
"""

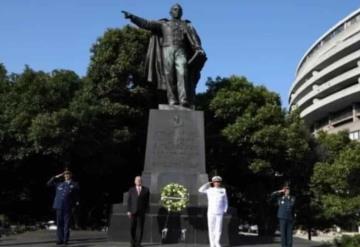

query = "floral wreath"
[160,183,189,212]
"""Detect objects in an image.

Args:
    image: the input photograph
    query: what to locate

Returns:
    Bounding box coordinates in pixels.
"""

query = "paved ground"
[0,230,332,247]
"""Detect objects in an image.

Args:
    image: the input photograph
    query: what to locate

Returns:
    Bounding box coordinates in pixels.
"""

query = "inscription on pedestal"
[144,110,205,174]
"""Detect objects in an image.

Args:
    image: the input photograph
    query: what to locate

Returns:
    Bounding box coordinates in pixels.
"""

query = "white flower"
[160,183,189,212]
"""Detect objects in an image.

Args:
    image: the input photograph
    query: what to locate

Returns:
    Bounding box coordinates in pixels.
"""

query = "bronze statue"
[122,4,207,108]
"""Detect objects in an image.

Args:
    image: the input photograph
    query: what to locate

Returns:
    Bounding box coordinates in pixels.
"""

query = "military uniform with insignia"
[271,185,295,247]
[47,170,79,245]
[199,176,228,247]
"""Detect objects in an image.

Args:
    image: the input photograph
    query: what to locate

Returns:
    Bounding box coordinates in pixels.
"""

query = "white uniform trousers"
[207,213,223,247]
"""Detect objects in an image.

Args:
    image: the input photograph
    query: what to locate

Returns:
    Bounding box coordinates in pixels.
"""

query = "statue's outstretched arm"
[121,10,132,19]
[122,10,161,32]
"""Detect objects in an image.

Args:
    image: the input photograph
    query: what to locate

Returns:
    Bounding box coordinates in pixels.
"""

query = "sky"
[0,1,360,107]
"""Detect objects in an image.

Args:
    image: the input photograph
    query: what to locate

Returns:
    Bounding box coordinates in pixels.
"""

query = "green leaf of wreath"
[160,183,189,212]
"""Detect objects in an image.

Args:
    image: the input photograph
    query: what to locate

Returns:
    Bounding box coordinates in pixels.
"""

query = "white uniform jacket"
[199,183,228,215]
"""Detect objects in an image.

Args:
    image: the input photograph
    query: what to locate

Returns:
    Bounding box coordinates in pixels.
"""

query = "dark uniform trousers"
[56,207,72,243]
[279,218,293,247]
[47,177,79,244]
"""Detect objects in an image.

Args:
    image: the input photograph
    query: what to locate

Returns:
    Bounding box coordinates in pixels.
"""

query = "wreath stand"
[161,209,188,244]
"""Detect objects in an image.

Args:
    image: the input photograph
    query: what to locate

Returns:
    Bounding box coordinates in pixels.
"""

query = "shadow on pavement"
[0,231,331,247]
[0,237,107,246]
[227,234,329,247]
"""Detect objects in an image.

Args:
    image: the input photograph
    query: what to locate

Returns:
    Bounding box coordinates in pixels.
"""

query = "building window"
[349,130,360,140]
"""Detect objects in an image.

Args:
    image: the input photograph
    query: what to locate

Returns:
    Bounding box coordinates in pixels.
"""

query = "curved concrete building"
[289,8,360,140]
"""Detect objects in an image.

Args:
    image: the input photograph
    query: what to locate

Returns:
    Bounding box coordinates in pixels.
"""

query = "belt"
[161,42,185,48]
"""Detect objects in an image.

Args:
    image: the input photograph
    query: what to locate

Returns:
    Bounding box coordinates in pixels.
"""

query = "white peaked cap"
[211,176,222,182]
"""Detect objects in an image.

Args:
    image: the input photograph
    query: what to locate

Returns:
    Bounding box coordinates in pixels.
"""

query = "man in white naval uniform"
[199,176,228,247]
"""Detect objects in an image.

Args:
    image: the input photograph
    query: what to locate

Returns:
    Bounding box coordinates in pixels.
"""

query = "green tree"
[0,66,81,221]
[0,26,158,226]
[283,109,317,239]
[199,76,283,234]
[311,131,360,229]
[67,25,157,226]
[198,76,315,235]
[1,67,80,160]
[0,25,156,226]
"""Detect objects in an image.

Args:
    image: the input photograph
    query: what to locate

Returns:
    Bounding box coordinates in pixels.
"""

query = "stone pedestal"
[108,108,240,244]
[142,109,208,205]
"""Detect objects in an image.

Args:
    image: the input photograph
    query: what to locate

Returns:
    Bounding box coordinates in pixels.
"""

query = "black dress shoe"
[56,241,63,245]
[180,101,190,108]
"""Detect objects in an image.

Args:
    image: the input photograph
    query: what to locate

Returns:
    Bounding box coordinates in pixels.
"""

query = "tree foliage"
[0,26,157,226]
[311,131,360,227]
[198,76,315,234]
[1,23,357,234]
[0,66,81,221]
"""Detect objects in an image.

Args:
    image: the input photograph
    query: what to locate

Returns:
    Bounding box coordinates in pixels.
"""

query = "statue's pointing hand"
[197,49,206,56]
[122,10,132,19]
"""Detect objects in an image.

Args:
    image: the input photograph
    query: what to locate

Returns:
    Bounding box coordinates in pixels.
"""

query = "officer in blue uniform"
[47,169,79,245]
[271,185,295,247]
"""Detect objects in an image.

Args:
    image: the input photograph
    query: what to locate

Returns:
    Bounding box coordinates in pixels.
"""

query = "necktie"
[137,186,141,195]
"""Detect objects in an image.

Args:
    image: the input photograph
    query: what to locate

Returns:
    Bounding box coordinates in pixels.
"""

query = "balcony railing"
[297,13,360,77]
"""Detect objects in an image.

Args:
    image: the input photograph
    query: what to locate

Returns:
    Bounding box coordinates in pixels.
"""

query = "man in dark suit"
[271,184,295,247]
[127,176,150,247]
[47,169,79,245]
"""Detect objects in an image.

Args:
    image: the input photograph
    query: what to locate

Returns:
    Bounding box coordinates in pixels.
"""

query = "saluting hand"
[55,173,64,178]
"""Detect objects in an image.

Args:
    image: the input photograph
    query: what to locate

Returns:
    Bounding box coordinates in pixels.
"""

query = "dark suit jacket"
[127,186,150,215]
[47,177,80,210]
